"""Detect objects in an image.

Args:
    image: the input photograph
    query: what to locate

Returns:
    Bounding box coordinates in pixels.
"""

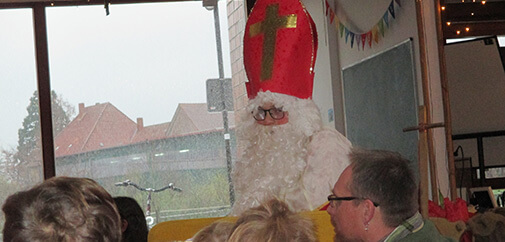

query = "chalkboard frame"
[342,39,419,173]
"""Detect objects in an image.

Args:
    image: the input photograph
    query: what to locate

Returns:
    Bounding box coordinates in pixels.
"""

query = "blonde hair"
[228,199,318,242]
[192,220,234,242]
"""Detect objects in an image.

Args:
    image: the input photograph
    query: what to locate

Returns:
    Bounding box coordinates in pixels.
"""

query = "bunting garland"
[325,0,401,50]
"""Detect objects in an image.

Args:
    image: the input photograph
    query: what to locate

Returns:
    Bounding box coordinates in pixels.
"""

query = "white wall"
[447,38,505,169]
[304,0,339,128]
[445,38,505,134]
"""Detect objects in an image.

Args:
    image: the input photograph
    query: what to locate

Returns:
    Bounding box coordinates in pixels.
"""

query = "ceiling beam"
[0,0,196,9]
[444,21,505,39]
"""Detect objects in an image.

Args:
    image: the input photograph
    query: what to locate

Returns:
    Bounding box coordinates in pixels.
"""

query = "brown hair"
[114,196,148,242]
[349,148,419,227]
[228,199,318,242]
[2,176,121,242]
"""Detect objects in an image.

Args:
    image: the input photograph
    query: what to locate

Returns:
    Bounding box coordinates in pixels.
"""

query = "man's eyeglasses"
[252,107,285,121]
[327,194,380,208]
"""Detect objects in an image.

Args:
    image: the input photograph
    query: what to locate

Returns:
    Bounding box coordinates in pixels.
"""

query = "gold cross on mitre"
[249,3,297,81]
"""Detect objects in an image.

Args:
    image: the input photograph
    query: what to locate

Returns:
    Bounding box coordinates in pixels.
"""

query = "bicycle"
[115,179,182,227]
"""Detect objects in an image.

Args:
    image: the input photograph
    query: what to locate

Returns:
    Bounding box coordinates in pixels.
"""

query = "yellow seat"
[148,210,334,242]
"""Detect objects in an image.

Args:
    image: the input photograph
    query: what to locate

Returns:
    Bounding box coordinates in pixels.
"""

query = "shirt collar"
[382,212,424,242]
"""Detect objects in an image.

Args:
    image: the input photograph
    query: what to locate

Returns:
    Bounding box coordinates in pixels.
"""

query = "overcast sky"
[0,1,232,149]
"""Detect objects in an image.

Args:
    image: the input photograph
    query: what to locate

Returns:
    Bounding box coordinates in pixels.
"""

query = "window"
[0,8,44,238]
[1,1,235,230]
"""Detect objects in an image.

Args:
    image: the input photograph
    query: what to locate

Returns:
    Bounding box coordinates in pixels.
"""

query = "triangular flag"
[378,20,385,37]
[383,12,389,28]
[355,34,361,50]
[388,1,396,19]
[367,31,373,47]
[350,32,355,48]
[372,25,379,44]
[372,25,379,43]
[361,33,367,49]
[325,0,330,16]
[332,0,402,50]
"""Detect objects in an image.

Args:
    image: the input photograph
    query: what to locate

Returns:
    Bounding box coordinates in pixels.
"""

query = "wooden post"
[418,107,430,218]
[404,107,444,218]
[433,0,458,200]
[415,0,441,205]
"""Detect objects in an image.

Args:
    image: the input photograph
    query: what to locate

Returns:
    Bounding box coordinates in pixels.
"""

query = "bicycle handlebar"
[114,180,182,193]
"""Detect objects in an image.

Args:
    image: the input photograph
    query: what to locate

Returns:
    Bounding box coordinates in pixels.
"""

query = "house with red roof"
[54,102,236,183]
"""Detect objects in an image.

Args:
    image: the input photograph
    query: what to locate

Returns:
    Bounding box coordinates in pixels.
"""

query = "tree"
[1,90,75,184]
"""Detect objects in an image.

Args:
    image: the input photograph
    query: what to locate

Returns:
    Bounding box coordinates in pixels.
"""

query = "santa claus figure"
[230,0,352,215]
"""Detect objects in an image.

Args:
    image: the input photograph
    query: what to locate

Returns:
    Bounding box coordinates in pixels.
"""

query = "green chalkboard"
[342,39,419,174]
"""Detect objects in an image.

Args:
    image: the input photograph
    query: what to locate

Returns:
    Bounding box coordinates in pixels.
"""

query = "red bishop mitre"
[244,0,318,100]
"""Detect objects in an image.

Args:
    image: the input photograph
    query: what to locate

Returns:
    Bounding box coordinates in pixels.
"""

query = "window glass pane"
[498,35,504,47]
[47,1,234,227]
[0,8,44,239]
[484,167,505,179]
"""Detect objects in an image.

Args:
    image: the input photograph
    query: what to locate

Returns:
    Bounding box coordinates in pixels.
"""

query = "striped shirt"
[383,212,424,242]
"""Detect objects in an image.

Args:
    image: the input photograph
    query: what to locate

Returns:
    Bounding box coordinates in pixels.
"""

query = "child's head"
[227,198,318,242]
[192,220,235,242]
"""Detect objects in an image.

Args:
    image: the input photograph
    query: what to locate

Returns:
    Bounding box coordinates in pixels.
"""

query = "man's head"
[327,148,418,241]
[2,176,121,242]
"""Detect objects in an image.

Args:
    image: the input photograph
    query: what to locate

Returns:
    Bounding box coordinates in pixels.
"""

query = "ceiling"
[1,0,503,40]
[441,0,505,39]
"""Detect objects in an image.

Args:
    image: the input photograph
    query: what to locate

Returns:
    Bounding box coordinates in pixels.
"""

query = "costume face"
[327,165,363,242]
[254,102,289,126]
[231,100,310,214]
[230,92,324,215]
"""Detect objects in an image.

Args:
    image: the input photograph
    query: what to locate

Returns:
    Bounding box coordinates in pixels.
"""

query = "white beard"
[231,91,323,215]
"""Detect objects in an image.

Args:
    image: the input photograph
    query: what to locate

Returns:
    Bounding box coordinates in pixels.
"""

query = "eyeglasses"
[327,194,380,208]
[252,107,285,121]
